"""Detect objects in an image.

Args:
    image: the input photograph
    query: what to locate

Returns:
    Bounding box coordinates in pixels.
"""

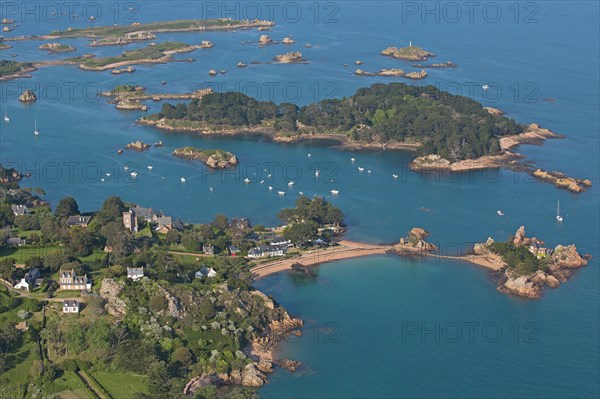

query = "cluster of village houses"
[8,204,299,315]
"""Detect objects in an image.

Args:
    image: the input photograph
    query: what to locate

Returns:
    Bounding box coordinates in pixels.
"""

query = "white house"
[127,267,144,281]
[195,266,217,279]
[62,300,80,314]
[13,278,31,292]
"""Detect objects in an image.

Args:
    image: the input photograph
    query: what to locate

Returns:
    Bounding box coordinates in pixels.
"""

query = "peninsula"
[0,59,36,81]
[137,83,591,192]
[172,147,239,169]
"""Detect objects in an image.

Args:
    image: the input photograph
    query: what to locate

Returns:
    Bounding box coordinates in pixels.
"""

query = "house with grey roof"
[66,215,91,228]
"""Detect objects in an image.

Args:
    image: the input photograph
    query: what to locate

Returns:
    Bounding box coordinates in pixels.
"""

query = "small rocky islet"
[172,147,239,169]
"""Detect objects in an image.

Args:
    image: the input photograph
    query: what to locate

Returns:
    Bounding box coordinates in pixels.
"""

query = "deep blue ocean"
[1,1,598,397]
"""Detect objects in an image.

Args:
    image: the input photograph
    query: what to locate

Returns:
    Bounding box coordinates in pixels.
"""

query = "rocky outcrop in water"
[532,169,592,193]
[19,90,37,103]
[273,51,306,63]
[125,140,151,151]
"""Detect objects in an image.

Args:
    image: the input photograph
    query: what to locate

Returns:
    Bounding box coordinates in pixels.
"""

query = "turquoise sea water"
[1,1,598,397]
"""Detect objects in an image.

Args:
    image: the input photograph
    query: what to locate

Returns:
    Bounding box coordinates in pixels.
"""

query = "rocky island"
[474,226,589,299]
[381,45,435,61]
[38,42,76,53]
[354,68,428,80]
[173,147,239,169]
[18,89,37,103]
[273,51,307,63]
[413,61,457,68]
[124,140,151,151]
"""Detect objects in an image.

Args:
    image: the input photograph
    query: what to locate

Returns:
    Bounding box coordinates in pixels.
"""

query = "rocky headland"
[410,122,592,193]
[173,147,239,169]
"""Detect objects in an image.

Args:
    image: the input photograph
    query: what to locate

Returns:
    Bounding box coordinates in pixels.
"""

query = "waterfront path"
[250,240,505,279]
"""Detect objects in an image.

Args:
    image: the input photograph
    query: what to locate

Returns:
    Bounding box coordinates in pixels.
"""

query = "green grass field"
[92,370,149,399]
[0,245,60,263]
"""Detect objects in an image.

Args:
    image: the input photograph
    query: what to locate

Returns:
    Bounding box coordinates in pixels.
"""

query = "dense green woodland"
[157,83,525,161]
[0,168,344,398]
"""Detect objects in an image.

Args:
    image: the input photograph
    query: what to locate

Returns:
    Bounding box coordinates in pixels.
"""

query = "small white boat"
[331,189,339,195]
[268,173,272,178]
[180,177,186,183]
[34,118,39,135]
[130,172,138,178]
[482,84,490,90]
[106,173,111,177]
[147,165,153,170]
[288,181,295,187]
[556,200,563,222]
[244,178,251,183]
[260,180,265,184]
[101,178,105,182]
[124,166,129,171]
[307,153,311,158]
[268,186,273,191]
[367,169,372,174]
[351,157,356,163]
[209,187,214,191]
[315,170,320,176]
[277,191,286,196]
[497,210,504,216]
[3,107,8,122]
[299,191,304,195]
[392,174,399,179]
[358,167,365,172]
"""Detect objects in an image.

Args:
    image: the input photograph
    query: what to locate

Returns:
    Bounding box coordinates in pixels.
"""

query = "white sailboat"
[34,118,39,135]
[497,210,504,216]
[330,189,339,195]
[556,200,563,222]
[180,177,186,183]
[3,107,9,122]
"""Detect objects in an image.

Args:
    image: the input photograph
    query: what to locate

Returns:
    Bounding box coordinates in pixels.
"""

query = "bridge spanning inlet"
[249,240,505,279]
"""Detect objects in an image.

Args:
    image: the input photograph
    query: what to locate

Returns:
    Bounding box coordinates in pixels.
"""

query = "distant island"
[66,41,200,71]
[137,83,591,192]
[39,42,75,53]
[354,68,428,80]
[381,45,435,61]
[45,18,275,46]
[173,147,239,169]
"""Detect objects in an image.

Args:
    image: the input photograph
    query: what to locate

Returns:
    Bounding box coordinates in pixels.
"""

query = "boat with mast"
[34,118,39,135]
[556,200,563,222]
